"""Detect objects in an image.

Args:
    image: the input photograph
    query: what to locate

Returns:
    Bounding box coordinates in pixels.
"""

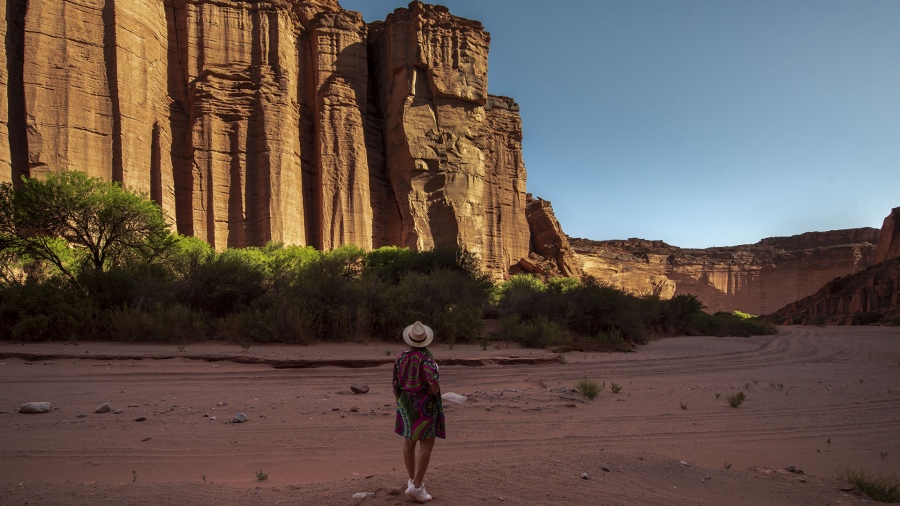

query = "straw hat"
[402,321,434,348]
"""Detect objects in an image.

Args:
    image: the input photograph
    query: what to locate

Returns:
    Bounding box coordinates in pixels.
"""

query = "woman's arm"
[428,379,441,397]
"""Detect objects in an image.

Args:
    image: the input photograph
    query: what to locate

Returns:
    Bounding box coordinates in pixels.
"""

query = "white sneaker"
[406,479,414,493]
[406,483,433,503]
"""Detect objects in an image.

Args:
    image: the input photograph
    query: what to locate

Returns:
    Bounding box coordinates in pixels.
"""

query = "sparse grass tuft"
[576,378,603,400]
[132,470,137,483]
[724,463,732,470]
[256,470,268,481]
[680,402,688,410]
[881,451,889,460]
[202,474,206,483]
[715,393,721,400]
[610,382,622,394]
[838,468,900,503]
[726,391,746,408]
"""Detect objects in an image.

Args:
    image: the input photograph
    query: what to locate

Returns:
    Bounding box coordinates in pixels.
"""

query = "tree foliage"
[0,171,173,289]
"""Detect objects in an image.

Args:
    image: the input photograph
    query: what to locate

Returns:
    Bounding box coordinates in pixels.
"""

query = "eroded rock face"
[522,194,582,278]
[0,0,532,277]
[369,2,491,256]
[874,207,900,264]
[769,208,900,324]
[573,230,880,315]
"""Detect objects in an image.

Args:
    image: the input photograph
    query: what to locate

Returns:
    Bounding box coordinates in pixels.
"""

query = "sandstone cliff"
[572,229,880,315]
[0,0,530,277]
[767,207,900,324]
[874,207,900,264]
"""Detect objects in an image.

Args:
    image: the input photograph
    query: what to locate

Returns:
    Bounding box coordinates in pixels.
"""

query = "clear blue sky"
[341,0,900,248]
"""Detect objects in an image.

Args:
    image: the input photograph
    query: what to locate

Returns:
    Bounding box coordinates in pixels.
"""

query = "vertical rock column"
[483,96,530,276]
[308,11,373,250]
[173,0,304,249]
[110,0,175,217]
[22,0,114,179]
[370,2,490,255]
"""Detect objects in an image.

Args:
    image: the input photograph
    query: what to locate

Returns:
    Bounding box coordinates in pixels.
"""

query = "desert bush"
[576,378,603,400]
[499,314,567,348]
[610,382,622,394]
[175,248,269,318]
[107,302,207,343]
[591,327,626,348]
[726,391,746,408]
[658,294,705,334]
[363,245,480,284]
[838,468,900,503]
[690,311,777,337]
[853,311,885,325]
[378,268,489,344]
[492,274,547,317]
[0,277,102,341]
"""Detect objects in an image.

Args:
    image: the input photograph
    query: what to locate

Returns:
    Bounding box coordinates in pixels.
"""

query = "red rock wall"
[483,96,530,275]
[0,0,533,277]
[573,231,880,315]
[874,207,900,264]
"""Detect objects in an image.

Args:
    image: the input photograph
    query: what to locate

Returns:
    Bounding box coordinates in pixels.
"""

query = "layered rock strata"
[1,0,530,276]
[572,230,880,315]
[768,207,900,324]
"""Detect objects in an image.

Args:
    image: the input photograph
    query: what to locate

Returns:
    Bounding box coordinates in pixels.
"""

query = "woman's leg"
[412,437,436,487]
[403,438,417,481]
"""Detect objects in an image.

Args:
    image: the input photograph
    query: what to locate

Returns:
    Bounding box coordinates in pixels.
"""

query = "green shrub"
[726,391,746,408]
[0,277,102,341]
[499,314,567,348]
[690,312,777,337]
[853,312,885,325]
[107,302,208,343]
[576,378,603,400]
[175,249,269,317]
[591,327,626,348]
[838,468,900,503]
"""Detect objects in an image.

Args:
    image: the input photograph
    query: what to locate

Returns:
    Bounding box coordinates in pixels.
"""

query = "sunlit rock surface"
[572,229,880,315]
[0,0,530,277]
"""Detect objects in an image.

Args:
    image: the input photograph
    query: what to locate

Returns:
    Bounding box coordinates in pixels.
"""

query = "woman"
[393,321,445,503]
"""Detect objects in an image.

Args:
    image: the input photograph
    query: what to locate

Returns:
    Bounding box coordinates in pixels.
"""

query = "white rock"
[352,492,373,499]
[95,402,112,414]
[441,392,467,404]
[232,413,248,423]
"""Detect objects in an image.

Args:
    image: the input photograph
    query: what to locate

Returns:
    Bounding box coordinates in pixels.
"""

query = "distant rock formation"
[874,207,900,264]
[768,207,900,324]
[516,194,581,278]
[0,0,530,277]
[572,229,880,315]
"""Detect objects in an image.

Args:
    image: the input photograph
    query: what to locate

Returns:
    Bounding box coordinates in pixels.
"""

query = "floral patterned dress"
[393,348,446,440]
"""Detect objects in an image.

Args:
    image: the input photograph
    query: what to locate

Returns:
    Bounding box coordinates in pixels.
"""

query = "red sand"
[1,326,898,505]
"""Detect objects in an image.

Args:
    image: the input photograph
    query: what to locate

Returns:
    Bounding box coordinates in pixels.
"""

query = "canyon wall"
[768,207,900,324]
[0,0,530,277]
[572,229,880,315]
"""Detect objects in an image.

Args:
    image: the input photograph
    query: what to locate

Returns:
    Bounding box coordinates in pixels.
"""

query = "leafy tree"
[0,171,174,289]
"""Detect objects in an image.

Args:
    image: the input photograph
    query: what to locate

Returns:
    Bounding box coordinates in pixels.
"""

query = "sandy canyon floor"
[1,326,899,505]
